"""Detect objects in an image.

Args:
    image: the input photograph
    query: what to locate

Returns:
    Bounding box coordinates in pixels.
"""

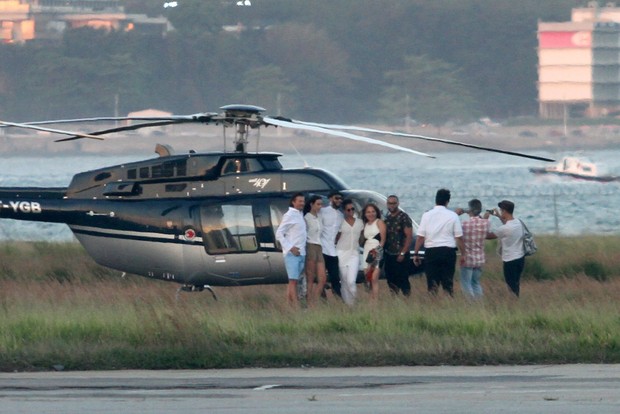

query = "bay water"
[0,149,618,241]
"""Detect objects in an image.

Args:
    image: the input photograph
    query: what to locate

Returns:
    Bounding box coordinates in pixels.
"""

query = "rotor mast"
[219,104,266,153]
[234,122,249,153]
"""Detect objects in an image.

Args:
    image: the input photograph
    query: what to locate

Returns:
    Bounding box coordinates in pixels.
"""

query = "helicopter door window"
[245,158,263,171]
[174,160,187,176]
[269,198,290,251]
[201,203,257,254]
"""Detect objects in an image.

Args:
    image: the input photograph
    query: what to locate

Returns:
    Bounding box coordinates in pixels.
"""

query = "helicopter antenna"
[289,142,309,168]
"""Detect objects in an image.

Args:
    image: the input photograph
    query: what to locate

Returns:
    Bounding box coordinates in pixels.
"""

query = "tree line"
[0,0,582,125]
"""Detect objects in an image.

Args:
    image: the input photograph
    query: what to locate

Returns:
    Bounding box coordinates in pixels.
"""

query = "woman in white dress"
[361,203,386,300]
[304,195,326,304]
[336,199,364,305]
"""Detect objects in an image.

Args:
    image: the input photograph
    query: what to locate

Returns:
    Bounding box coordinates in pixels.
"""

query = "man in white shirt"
[487,199,525,297]
[320,190,344,298]
[276,192,306,306]
[413,188,465,296]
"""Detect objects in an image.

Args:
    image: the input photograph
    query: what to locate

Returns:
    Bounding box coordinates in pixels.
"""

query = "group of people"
[276,188,529,306]
[275,191,346,306]
[275,191,415,306]
[413,188,528,299]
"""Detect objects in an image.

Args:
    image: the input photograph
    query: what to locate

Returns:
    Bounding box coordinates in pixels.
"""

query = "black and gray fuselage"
[0,151,386,286]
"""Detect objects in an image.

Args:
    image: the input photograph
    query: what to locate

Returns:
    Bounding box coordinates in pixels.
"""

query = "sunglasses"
[346,207,355,211]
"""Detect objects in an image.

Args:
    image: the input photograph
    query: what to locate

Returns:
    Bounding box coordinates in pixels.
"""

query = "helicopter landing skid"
[176,284,218,300]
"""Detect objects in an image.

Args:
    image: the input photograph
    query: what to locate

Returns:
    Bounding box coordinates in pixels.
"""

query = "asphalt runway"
[1,365,619,413]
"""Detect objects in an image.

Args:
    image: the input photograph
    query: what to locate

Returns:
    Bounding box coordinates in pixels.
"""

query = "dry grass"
[0,238,619,371]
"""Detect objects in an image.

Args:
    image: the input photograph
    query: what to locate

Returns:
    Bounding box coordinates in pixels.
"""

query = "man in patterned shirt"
[456,199,491,299]
[384,195,414,296]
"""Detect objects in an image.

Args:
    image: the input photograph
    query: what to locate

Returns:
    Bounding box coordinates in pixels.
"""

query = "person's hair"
[342,198,354,210]
[435,188,451,206]
[289,192,305,207]
[468,199,482,216]
[361,203,381,223]
[498,200,515,215]
[387,194,399,202]
[303,194,322,214]
[328,190,343,198]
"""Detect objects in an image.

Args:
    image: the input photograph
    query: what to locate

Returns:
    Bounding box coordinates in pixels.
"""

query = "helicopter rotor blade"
[53,120,188,142]
[264,116,434,158]
[1,112,219,141]
[9,113,217,127]
[291,120,555,163]
[0,120,104,140]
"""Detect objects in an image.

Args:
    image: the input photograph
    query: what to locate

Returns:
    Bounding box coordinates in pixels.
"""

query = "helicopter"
[0,104,554,294]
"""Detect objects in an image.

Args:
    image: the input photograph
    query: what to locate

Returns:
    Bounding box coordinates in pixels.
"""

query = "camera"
[486,209,495,215]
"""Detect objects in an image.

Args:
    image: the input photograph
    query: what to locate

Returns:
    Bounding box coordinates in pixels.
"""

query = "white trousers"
[338,251,359,305]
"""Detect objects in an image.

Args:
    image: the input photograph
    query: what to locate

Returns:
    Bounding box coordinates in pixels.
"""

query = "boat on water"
[529,156,620,182]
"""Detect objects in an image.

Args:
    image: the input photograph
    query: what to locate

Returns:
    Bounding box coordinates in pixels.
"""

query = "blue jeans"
[460,266,483,299]
[284,252,305,280]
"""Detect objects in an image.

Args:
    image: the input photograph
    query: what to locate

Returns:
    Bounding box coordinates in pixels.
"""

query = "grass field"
[1,236,619,372]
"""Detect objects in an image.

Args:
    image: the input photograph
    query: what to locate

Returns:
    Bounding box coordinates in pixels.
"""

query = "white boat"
[529,156,619,182]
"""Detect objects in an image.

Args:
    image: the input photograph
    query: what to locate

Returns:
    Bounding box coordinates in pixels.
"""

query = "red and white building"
[539,2,620,118]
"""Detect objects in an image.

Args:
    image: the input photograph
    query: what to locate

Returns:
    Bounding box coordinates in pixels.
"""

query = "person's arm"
[377,219,387,249]
[398,225,413,261]
[487,221,505,240]
[413,235,425,265]
[456,236,466,265]
[275,214,293,253]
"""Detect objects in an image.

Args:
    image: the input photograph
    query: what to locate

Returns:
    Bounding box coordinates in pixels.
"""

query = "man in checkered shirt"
[456,199,491,299]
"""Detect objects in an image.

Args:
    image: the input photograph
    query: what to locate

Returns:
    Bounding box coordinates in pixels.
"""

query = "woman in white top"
[336,199,364,305]
[304,195,327,304]
[361,203,386,300]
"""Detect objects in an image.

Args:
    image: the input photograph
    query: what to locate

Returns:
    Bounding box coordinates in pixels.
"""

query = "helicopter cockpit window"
[222,159,249,175]
[260,158,282,170]
[200,204,257,254]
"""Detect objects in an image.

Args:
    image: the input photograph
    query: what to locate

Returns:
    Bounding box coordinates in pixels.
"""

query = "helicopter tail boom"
[0,187,72,224]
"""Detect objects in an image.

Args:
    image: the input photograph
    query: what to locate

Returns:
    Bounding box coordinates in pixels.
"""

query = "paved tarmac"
[1,364,619,413]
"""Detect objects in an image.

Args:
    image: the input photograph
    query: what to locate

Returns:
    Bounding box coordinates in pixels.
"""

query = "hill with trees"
[0,0,582,124]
